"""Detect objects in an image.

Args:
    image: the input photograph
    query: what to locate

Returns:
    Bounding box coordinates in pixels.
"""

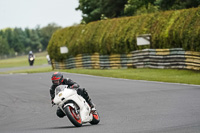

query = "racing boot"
[87,98,95,108]
[82,88,96,111]
[87,99,96,113]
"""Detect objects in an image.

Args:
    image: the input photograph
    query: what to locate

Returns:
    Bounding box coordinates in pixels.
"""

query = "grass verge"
[1,53,200,85]
[60,68,200,85]
[0,52,48,68]
[0,67,52,74]
[1,67,200,85]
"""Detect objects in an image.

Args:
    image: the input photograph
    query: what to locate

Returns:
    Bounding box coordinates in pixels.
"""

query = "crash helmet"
[51,72,63,85]
[29,51,33,54]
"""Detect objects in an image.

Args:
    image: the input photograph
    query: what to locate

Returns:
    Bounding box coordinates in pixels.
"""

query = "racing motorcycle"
[53,85,100,127]
[28,55,35,66]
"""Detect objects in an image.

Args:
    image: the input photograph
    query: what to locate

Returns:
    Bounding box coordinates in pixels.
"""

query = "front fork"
[60,103,79,115]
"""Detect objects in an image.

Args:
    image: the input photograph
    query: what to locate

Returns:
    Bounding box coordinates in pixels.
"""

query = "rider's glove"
[51,99,55,105]
[71,84,78,88]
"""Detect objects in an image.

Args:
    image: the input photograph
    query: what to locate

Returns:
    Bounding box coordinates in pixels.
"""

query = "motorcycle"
[28,55,35,66]
[53,85,100,127]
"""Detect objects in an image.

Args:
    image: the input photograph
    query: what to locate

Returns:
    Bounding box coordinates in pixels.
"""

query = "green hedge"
[47,7,200,61]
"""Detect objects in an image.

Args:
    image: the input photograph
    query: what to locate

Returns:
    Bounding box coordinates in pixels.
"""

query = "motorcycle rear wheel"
[65,106,82,127]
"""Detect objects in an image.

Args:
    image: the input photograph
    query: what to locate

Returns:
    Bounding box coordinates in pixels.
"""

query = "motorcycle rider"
[28,51,35,66]
[50,72,96,118]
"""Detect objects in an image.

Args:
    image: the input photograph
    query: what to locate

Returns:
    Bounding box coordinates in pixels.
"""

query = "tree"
[3,28,14,49]
[124,0,200,16]
[0,28,26,54]
[100,0,128,18]
[0,36,10,56]
[0,23,62,57]
[76,0,102,23]
[12,28,26,54]
[29,29,42,52]
[154,0,200,10]
[39,23,61,50]
[124,0,158,16]
[76,0,128,23]
[23,28,42,52]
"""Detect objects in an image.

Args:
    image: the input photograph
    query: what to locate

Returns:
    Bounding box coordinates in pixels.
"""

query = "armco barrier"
[131,48,186,69]
[51,48,200,70]
[185,51,200,70]
[52,53,133,69]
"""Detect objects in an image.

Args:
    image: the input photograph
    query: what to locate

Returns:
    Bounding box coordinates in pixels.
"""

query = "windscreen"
[55,85,66,95]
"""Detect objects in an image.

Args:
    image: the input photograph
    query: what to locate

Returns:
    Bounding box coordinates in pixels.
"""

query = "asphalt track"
[0,72,200,133]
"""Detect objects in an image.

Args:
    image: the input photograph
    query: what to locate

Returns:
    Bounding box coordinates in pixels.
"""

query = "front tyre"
[90,111,100,125]
[64,106,82,127]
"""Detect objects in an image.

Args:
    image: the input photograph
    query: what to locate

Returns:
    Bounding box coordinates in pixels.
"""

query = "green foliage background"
[0,23,61,58]
[47,7,200,61]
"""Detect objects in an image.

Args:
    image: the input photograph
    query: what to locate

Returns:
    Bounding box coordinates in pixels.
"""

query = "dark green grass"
[61,68,200,85]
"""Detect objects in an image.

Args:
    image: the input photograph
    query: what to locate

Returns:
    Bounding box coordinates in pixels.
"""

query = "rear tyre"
[90,111,100,125]
[64,106,82,127]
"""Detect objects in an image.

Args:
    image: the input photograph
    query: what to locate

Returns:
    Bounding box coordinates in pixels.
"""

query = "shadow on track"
[30,124,93,131]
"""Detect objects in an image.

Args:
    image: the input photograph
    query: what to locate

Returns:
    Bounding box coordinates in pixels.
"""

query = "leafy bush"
[48,7,200,61]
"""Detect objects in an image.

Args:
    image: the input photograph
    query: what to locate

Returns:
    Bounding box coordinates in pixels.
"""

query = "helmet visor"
[52,80,60,85]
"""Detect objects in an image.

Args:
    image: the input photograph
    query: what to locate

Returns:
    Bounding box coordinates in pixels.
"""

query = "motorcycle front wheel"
[64,106,82,127]
[90,111,100,125]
